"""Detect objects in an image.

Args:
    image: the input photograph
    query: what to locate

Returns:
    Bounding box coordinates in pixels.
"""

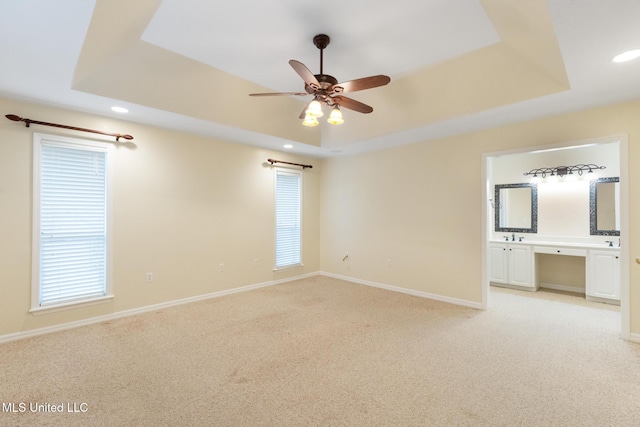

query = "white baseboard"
[538,282,586,294]
[3,272,635,344]
[0,272,319,345]
[319,271,483,309]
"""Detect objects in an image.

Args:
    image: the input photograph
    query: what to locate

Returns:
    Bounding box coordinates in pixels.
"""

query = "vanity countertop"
[489,239,620,250]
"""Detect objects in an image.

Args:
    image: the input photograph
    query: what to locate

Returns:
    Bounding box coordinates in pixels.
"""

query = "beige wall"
[319,137,485,302]
[0,97,320,336]
[536,254,586,291]
[319,99,640,336]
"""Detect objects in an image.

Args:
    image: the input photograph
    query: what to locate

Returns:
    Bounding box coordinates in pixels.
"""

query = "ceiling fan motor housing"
[305,74,339,94]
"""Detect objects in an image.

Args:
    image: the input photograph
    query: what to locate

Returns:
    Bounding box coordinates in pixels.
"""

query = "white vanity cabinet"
[489,244,507,284]
[587,250,621,302]
[489,240,621,304]
[489,243,535,289]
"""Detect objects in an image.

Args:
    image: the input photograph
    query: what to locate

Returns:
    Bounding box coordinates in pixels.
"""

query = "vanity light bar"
[523,164,606,179]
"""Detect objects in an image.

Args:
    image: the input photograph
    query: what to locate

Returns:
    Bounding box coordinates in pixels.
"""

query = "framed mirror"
[494,183,538,233]
[590,177,620,236]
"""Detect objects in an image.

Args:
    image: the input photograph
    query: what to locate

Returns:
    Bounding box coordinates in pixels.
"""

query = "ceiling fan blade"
[249,92,308,96]
[289,60,320,90]
[332,96,374,114]
[330,75,390,94]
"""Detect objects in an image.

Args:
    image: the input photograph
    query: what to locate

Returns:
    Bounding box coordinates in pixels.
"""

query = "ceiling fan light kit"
[249,34,390,127]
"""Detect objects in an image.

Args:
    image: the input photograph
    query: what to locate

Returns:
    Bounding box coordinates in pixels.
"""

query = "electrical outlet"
[146,272,153,282]
[253,259,258,268]
[386,259,392,268]
[219,263,224,272]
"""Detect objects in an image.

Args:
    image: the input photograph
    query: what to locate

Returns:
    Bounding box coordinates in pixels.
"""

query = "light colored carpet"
[1,276,639,426]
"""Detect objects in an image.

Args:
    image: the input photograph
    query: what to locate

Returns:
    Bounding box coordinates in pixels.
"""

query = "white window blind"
[35,136,109,307]
[275,169,302,268]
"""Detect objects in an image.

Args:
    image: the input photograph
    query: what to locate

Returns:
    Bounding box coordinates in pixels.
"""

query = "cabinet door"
[508,245,533,287]
[489,244,508,284]
[588,251,620,300]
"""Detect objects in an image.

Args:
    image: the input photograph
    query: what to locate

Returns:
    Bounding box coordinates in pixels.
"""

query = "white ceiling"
[1,0,639,157]
[142,0,500,91]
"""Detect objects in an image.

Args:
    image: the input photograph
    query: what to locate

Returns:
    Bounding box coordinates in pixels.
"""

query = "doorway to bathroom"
[482,135,629,338]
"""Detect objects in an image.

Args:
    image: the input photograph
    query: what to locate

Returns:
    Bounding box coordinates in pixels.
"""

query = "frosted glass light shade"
[306,100,324,117]
[302,113,319,127]
[327,106,344,125]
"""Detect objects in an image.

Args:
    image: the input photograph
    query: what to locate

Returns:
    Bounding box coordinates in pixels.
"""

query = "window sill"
[30,295,114,316]
[273,263,304,272]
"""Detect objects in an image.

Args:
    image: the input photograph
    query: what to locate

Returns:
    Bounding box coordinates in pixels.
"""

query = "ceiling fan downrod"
[313,34,330,75]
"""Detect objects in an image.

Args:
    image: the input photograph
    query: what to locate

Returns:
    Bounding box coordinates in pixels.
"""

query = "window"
[32,134,112,310]
[275,168,302,269]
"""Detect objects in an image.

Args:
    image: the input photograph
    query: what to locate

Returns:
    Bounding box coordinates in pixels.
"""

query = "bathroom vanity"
[489,240,620,304]
[491,172,621,305]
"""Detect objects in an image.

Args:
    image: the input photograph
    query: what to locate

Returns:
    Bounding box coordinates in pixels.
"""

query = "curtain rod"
[5,114,134,142]
[267,158,313,169]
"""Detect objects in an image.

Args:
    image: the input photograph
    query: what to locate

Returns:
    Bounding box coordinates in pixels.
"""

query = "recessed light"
[111,106,128,113]
[612,49,640,63]
[283,144,293,149]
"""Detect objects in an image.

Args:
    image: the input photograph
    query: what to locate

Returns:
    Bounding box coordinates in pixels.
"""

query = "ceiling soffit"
[72,0,567,149]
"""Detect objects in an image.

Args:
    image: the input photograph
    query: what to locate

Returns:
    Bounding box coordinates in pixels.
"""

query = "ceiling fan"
[249,34,391,126]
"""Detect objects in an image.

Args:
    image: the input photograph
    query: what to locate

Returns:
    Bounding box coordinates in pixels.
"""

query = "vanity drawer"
[533,246,587,257]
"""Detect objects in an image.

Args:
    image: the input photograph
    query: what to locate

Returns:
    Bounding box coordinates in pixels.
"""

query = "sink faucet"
[511,233,515,242]
[605,240,614,247]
